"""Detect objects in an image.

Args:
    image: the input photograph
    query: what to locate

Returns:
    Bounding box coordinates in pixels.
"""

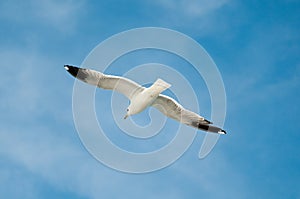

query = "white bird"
[64,65,226,134]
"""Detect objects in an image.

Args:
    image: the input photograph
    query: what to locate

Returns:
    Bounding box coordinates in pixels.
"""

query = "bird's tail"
[144,78,171,100]
[149,78,171,93]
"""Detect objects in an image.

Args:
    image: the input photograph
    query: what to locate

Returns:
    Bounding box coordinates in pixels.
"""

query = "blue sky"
[0,0,299,198]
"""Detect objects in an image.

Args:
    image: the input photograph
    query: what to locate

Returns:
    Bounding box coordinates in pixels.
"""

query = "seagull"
[64,65,226,134]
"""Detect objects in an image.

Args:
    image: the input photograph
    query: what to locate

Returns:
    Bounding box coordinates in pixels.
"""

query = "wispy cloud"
[155,0,230,18]
[0,161,40,199]
[0,48,72,125]
[0,45,190,199]
[1,0,299,198]
[225,23,300,111]
[148,0,232,36]
[0,0,85,32]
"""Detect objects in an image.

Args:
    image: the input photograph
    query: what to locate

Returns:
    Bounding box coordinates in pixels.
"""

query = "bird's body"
[127,79,171,117]
[64,65,226,134]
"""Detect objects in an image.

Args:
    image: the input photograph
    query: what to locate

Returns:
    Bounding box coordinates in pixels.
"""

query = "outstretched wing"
[151,94,226,134]
[64,65,144,100]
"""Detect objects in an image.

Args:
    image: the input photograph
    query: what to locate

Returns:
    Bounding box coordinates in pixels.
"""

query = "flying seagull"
[64,65,226,134]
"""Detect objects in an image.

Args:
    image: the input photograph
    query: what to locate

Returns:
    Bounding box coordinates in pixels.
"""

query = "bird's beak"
[124,114,128,119]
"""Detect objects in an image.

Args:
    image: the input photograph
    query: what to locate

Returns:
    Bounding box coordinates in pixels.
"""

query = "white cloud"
[0,51,39,116]
[0,49,70,124]
[169,149,248,198]
[0,46,189,199]
[0,166,39,199]
[0,0,85,32]
[156,0,230,18]
[148,0,232,36]
[225,24,300,111]
[1,1,298,198]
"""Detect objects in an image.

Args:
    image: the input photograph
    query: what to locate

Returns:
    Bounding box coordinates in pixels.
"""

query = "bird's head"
[124,103,140,119]
[124,108,131,119]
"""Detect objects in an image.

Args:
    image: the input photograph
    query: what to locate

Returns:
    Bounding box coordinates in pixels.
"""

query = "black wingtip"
[218,129,227,135]
[204,119,213,124]
[196,123,227,135]
[64,65,79,77]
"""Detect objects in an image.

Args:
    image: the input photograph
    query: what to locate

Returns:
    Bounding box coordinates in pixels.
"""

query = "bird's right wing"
[152,94,226,134]
[65,65,144,100]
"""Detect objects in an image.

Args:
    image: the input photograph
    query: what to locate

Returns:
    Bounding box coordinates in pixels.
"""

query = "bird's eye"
[127,108,129,111]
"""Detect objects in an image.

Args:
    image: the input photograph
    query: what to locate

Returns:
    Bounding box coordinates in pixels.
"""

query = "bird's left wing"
[64,65,144,100]
[152,94,226,134]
